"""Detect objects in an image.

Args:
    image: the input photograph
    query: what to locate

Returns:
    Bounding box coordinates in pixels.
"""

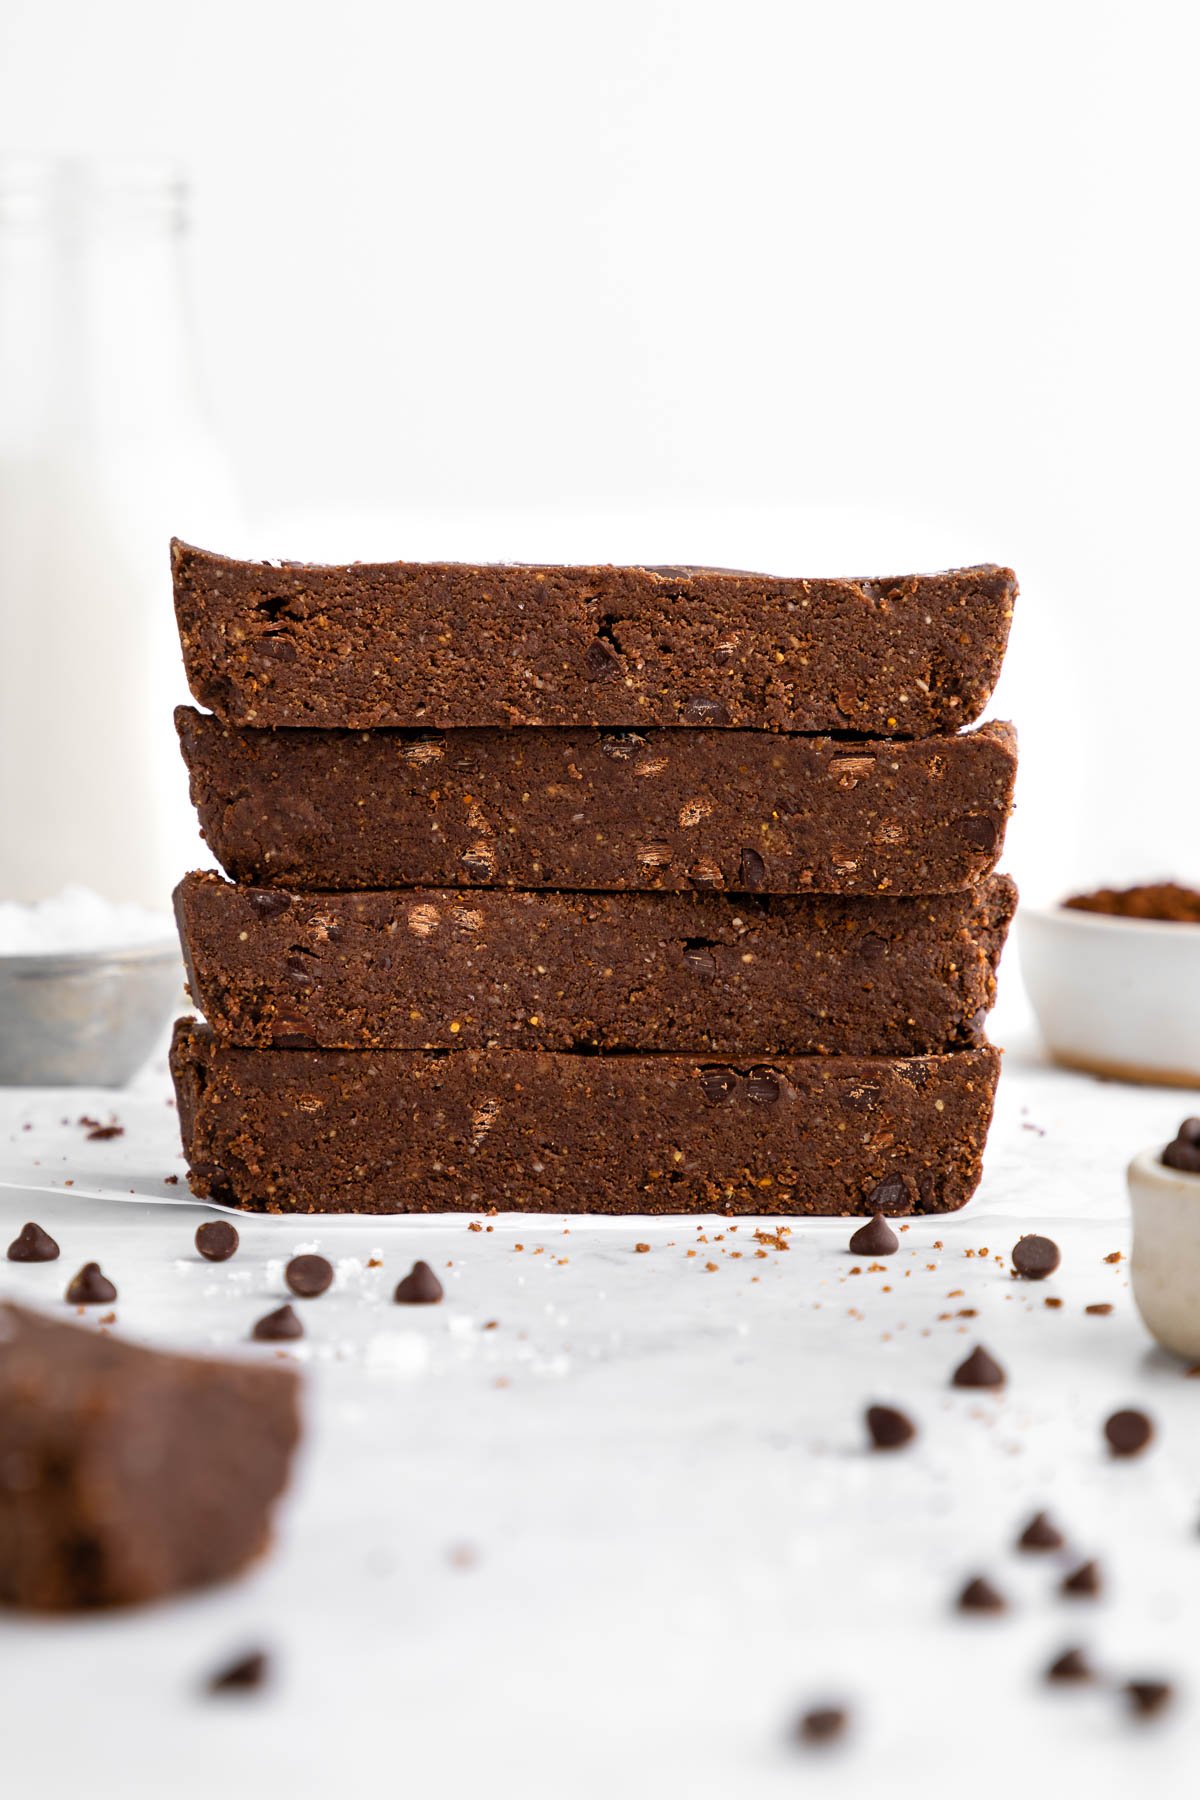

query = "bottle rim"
[0,152,188,233]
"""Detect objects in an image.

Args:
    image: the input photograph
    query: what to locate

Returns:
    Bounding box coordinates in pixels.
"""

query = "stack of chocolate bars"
[169,544,1017,1217]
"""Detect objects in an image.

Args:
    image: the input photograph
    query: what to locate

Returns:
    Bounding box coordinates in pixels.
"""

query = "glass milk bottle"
[0,154,239,911]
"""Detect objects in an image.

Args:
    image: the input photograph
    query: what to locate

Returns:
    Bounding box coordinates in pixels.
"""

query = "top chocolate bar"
[172,542,1016,734]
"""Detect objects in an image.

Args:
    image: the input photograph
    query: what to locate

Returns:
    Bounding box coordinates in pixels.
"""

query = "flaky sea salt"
[0,885,174,955]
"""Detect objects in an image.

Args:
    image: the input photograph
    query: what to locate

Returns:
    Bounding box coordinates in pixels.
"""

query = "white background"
[3,0,1198,900]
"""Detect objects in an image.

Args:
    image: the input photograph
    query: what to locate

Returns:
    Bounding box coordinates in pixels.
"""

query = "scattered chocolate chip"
[1105,1409,1153,1457]
[86,1123,124,1141]
[737,847,766,891]
[394,1260,444,1304]
[598,732,646,762]
[849,1215,899,1257]
[1125,1679,1173,1719]
[952,1344,1006,1389]
[867,1172,908,1214]
[795,1705,849,1746]
[65,1262,116,1305]
[1046,1647,1095,1683]
[285,1253,333,1298]
[957,1575,1007,1614]
[252,1304,302,1342]
[1163,1116,1200,1172]
[1061,1560,1102,1598]
[865,1404,916,1450]
[1017,1510,1065,1552]
[960,815,998,853]
[196,1220,239,1263]
[1012,1234,1061,1280]
[7,1221,60,1262]
[1085,1302,1114,1316]
[208,1650,269,1693]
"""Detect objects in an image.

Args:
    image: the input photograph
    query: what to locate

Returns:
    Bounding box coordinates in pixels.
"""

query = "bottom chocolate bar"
[172,1020,1000,1217]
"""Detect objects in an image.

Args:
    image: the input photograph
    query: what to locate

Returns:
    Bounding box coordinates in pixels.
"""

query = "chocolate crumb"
[635,1242,651,1254]
[64,1262,116,1305]
[85,1123,124,1141]
[952,1344,1006,1389]
[1105,1409,1154,1457]
[208,1650,269,1693]
[285,1253,333,1298]
[1011,1234,1060,1280]
[1085,1302,1113,1316]
[957,1574,1007,1614]
[7,1221,59,1262]
[394,1259,444,1304]
[848,1214,899,1257]
[1044,1297,1063,1310]
[865,1404,917,1450]
[1017,1510,1065,1552]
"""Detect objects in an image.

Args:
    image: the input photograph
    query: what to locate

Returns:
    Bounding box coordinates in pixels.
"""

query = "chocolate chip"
[745,1067,780,1105]
[248,889,292,919]
[865,1404,916,1450]
[598,732,646,762]
[737,847,766,891]
[795,1706,849,1746]
[459,848,495,880]
[208,1650,269,1693]
[285,954,313,985]
[394,1259,444,1304]
[1162,1119,1200,1171]
[273,1030,319,1049]
[682,940,717,975]
[285,1254,333,1298]
[1012,1234,1061,1280]
[957,1575,1007,1613]
[7,1221,59,1262]
[1125,1680,1173,1719]
[584,637,619,678]
[252,1304,303,1341]
[1017,1510,1065,1552]
[698,1066,738,1105]
[1061,1560,1102,1598]
[960,815,998,852]
[849,1214,899,1256]
[195,1220,239,1263]
[858,933,889,963]
[681,696,730,727]
[866,1173,908,1214]
[86,1123,124,1141]
[952,1344,1006,1389]
[1105,1408,1153,1457]
[1046,1647,1095,1683]
[65,1262,116,1305]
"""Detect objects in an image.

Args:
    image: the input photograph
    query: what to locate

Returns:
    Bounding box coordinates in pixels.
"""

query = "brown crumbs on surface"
[467,1221,483,1232]
[1086,1303,1114,1316]
[635,1242,651,1253]
[85,1123,124,1141]
[367,1256,382,1268]
[1044,1296,1064,1309]
[1104,1251,1124,1264]
[164,1174,179,1185]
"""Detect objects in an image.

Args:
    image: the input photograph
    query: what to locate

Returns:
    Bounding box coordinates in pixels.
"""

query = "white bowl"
[1128,1145,1200,1359]
[1019,904,1200,1087]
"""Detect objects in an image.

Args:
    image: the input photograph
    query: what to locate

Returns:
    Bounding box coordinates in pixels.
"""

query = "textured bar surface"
[173,541,1016,734]
[175,871,1016,1056]
[177,710,1016,897]
[0,1302,300,1611]
[171,1020,1000,1217]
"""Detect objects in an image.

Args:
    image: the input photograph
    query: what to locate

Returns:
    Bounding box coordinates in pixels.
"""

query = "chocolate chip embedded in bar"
[0,1302,300,1611]
[172,542,1017,735]
[176,710,1017,897]
[170,1019,1000,1217]
[174,871,1016,1057]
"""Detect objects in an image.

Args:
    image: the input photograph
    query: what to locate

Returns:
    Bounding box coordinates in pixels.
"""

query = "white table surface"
[1,990,1197,1800]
